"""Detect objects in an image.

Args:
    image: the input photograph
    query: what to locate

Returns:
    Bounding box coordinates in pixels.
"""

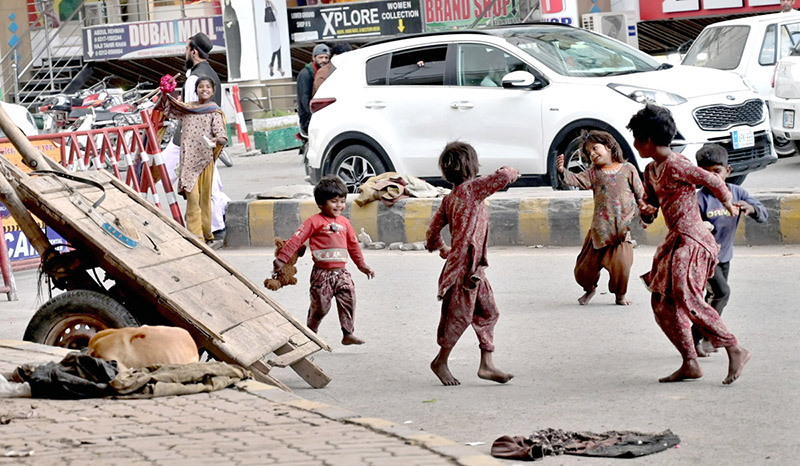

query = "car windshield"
[490,26,661,77]
[682,26,749,70]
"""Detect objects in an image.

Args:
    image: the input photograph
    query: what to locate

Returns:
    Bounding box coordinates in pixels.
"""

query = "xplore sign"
[323,7,379,36]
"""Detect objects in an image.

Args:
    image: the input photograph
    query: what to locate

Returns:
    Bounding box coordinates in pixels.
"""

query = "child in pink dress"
[426,142,519,386]
[629,104,750,385]
[557,130,645,306]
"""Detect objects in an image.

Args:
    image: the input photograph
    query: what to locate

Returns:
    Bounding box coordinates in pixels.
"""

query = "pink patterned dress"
[426,167,519,351]
[641,154,738,359]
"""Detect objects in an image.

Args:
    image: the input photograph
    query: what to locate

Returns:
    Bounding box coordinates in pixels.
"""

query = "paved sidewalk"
[0,342,499,466]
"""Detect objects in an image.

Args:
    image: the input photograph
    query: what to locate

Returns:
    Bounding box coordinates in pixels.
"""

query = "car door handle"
[365,101,386,109]
[450,101,475,109]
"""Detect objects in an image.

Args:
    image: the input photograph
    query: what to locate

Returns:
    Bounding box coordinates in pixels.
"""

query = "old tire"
[23,290,139,350]
[330,144,386,193]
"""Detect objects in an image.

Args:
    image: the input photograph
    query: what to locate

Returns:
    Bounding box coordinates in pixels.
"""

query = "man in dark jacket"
[297,44,330,136]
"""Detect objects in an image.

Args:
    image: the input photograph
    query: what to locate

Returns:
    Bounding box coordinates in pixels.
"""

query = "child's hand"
[556,154,565,173]
[273,259,285,273]
[359,264,375,279]
[638,200,657,216]
[216,137,228,146]
[734,200,755,217]
[439,246,451,259]
[724,200,740,217]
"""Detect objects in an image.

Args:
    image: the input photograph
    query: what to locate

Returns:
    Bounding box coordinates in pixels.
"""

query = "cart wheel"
[23,290,139,350]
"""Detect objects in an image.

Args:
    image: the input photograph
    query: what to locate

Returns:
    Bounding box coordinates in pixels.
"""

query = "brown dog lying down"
[88,326,199,371]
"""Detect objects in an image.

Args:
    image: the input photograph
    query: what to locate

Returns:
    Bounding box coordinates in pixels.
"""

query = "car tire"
[551,134,589,190]
[330,144,386,193]
[773,134,797,158]
[23,290,139,350]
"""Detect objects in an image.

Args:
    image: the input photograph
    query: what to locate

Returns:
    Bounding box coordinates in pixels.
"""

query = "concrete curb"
[224,190,800,248]
[238,379,502,465]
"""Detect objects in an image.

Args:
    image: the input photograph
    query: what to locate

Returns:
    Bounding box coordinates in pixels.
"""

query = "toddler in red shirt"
[274,176,375,345]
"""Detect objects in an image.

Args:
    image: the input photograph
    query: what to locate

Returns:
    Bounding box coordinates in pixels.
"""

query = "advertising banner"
[424,0,521,31]
[288,0,423,42]
[82,16,225,61]
[0,140,67,261]
[540,0,611,26]
[639,0,788,21]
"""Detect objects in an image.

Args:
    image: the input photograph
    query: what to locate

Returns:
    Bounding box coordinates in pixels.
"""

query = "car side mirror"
[501,71,544,90]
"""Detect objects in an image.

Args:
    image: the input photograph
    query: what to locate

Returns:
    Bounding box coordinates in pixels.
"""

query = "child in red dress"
[274,176,375,345]
[556,130,645,306]
[426,142,519,386]
[629,104,750,385]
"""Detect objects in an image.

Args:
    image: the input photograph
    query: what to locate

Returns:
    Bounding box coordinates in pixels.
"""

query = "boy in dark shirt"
[694,144,767,356]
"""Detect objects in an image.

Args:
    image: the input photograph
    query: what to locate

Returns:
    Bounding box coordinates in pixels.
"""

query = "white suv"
[307,24,776,191]
[682,11,800,156]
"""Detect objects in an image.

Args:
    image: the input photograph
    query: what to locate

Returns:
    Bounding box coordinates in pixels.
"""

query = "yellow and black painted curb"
[225,192,800,248]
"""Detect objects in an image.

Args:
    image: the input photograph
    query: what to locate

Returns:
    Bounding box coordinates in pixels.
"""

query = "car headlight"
[608,83,687,106]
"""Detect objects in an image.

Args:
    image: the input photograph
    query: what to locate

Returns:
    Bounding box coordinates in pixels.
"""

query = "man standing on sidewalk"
[297,44,330,136]
[162,32,230,248]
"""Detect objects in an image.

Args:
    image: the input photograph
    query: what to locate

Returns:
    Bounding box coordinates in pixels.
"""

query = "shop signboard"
[640,0,789,21]
[82,16,225,61]
[424,0,521,31]
[289,0,423,42]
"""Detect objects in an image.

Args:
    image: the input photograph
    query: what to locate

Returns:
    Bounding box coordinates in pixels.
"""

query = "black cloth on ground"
[491,428,680,461]
[13,353,118,399]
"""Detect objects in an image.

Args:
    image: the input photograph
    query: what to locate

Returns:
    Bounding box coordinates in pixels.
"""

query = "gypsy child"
[556,130,645,306]
[160,76,227,244]
[693,144,767,357]
[426,141,519,386]
[274,176,375,345]
[629,104,750,385]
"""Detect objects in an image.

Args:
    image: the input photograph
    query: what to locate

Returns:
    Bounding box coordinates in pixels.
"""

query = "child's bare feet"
[478,350,514,384]
[342,334,365,345]
[696,343,710,358]
[659,358,703,383]
[700,338,717,355]
[431,356,459,386]
[615,294,631,305]
[578,288,596,305]
[723,345,751,385]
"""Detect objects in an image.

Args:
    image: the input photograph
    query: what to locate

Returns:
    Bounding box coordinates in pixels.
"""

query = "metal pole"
[469,0,501,29]
[43,8,56,94]
[11,56,20,105]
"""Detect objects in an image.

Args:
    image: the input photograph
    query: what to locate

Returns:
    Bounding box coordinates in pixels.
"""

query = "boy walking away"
[556,130,645,306]
[693,144,767,357]
[426,142,519,386]
[630,104,750,385]
[274,176,375,345]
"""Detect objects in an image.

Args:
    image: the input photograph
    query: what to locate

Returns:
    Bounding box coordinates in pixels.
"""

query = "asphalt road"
[2,245,797,464]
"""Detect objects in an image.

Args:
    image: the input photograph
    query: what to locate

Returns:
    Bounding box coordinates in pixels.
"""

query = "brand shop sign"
[424,0,521,31]
[82,16,225,61]
[640,0,788,20]
[288,0,423,42]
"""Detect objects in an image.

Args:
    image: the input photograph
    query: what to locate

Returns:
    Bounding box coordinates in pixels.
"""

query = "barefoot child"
[274,176,375,345]
[693,144,767,357]
[629,104,750,385]
[557,130,645,306]
[426,142,519,386]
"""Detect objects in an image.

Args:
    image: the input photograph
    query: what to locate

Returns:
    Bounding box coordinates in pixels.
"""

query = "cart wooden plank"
[2,163,331,390]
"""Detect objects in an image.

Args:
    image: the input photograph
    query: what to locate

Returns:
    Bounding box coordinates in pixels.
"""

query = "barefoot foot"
[696,343,710,358]
[341,334,365,345]
[578,289,596,305]
[477,367,514,384]
[723,346,751,385]
[659,359,703,383]
[700,338,718,354]
[615,294,631,305]
[431,357,459,386]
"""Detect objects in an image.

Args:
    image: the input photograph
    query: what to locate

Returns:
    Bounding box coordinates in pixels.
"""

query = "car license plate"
[731,128,754,150]
[783,110,795,129]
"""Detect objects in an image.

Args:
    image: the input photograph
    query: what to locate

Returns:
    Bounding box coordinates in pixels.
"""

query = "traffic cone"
[231,85,252,150]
